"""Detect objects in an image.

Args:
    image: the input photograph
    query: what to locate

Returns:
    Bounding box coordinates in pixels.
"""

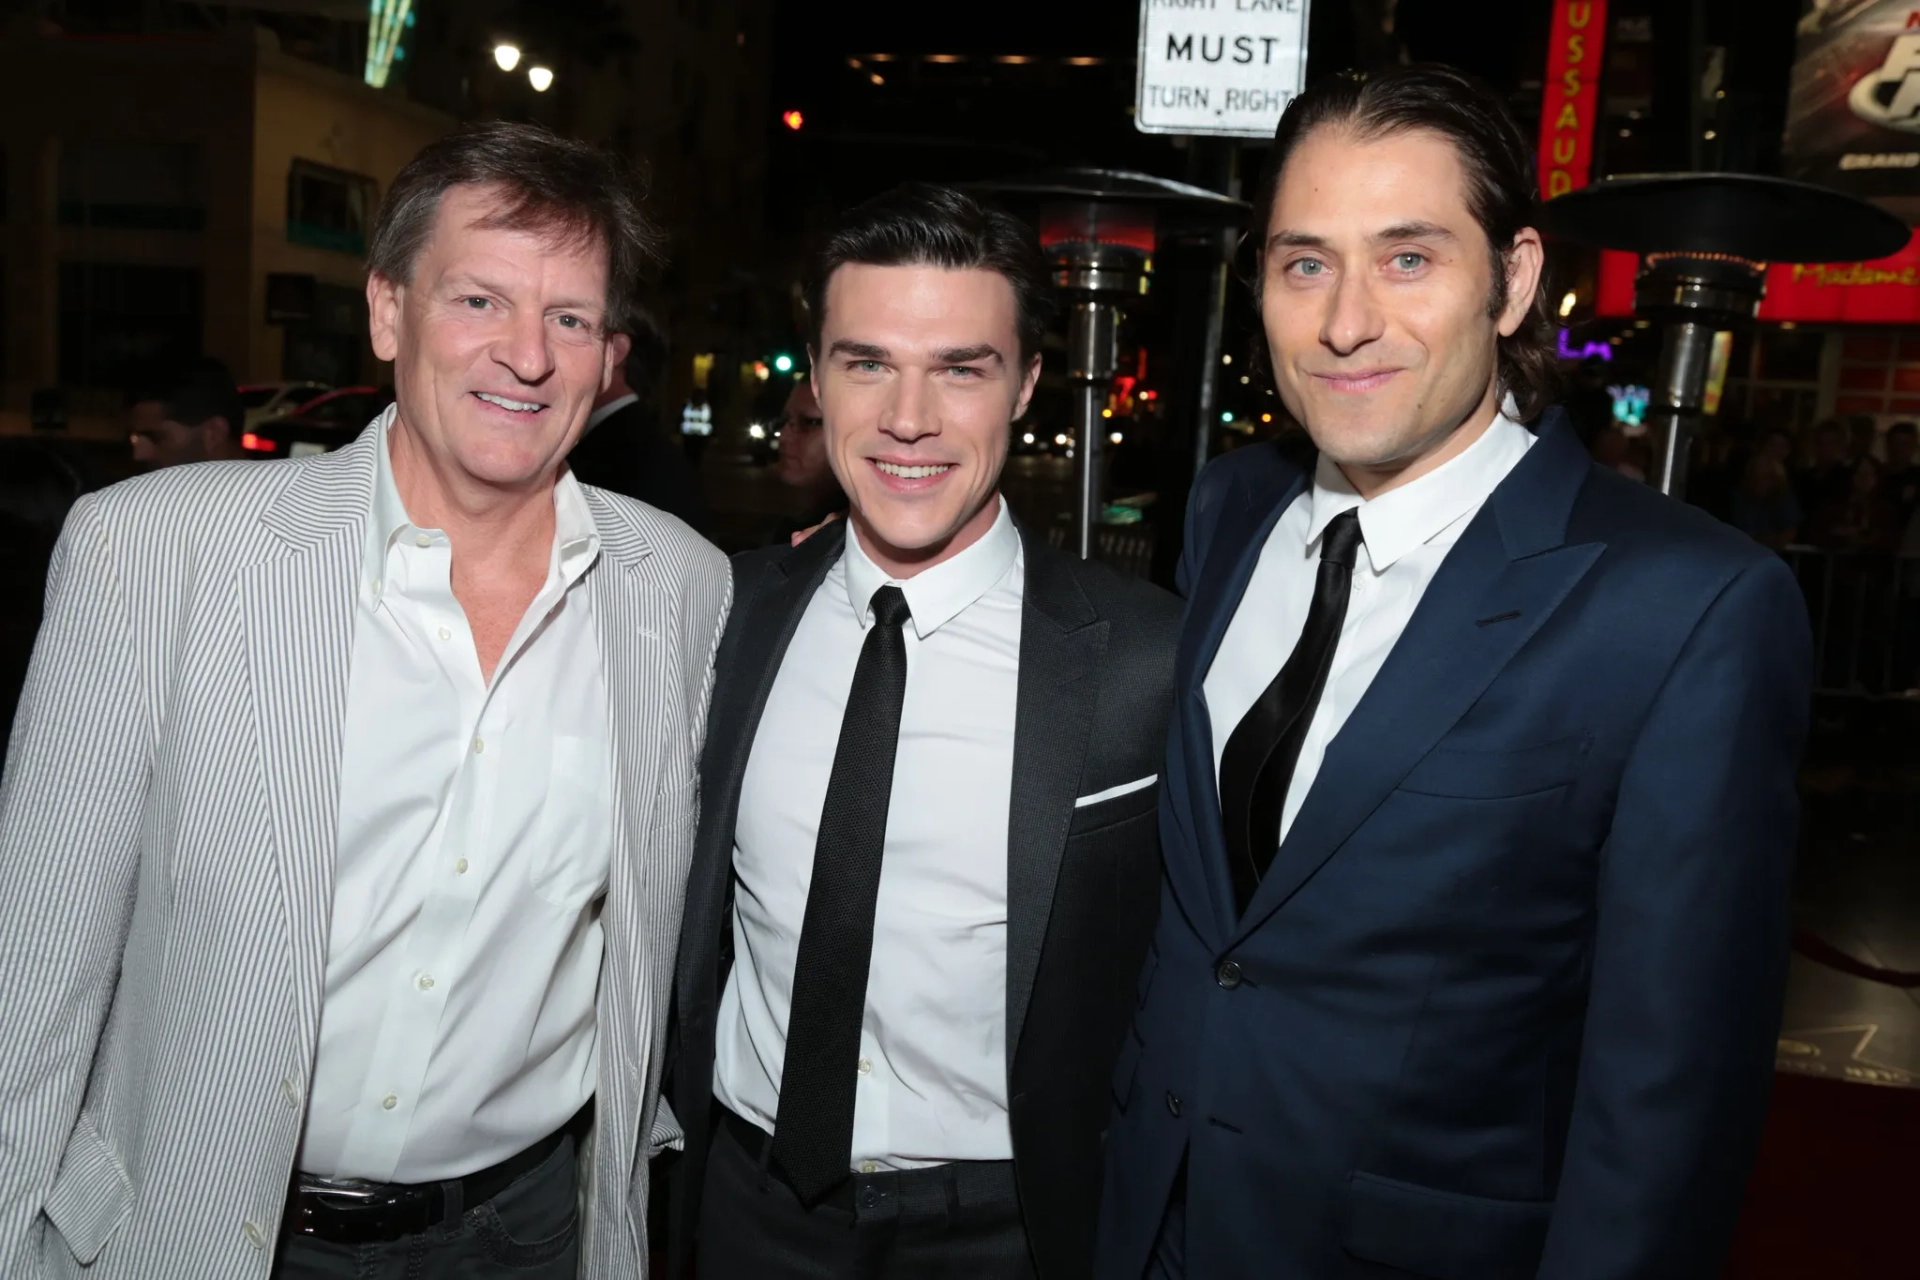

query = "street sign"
[1134,0,1311,138]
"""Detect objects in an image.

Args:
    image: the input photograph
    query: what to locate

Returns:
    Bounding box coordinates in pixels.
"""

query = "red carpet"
[1723,1072,1920,1278]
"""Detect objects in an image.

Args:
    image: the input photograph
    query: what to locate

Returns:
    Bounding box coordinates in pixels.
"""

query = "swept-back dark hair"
[1247,64,1558,422]
[368,121,664,335]
[806,183,1056,364]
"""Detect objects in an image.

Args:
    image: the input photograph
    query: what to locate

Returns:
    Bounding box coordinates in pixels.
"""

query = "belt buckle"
[297,1174,385,1207]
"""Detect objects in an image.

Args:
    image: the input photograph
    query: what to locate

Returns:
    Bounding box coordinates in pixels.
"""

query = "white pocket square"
[1074,775,1158,808]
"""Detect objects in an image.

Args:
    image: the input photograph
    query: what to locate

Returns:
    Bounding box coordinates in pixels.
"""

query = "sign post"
[1135,0,1312,140]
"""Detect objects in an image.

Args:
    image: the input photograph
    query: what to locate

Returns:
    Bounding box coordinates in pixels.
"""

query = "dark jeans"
[697,1109,1034,1280]
[273,1133,579,1279]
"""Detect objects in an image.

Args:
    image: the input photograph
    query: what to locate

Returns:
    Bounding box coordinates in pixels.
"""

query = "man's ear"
[1012,352,1042,421]
[806,345,821,401]
[604,331,633,394]
[1496,228,1546,338]
[367,271,402,363]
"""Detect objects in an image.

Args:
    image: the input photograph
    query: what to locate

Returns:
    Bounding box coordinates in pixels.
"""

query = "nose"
[1320,267,1386,358]
[879,373,938,445]
[492,306,556,385]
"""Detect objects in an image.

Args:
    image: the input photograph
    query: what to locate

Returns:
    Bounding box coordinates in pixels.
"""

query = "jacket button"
[1165,1091,1182,1118]
[1216,960,1242,989]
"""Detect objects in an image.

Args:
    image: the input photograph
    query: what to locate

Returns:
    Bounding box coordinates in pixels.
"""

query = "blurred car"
[239,380,330,430]
[240,385,394,458]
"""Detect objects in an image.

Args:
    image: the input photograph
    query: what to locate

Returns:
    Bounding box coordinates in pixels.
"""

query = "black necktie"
[772,584,913,1205]
[1218,508,1364,914]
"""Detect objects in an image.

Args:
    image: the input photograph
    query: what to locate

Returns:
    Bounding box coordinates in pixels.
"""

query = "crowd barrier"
[1781,546,1920,699]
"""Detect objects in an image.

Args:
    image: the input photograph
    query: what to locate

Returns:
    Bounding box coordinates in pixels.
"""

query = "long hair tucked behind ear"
[1245,64,1560,422]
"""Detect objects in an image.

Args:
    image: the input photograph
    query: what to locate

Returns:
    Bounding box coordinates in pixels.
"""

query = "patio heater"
[1542,174,1908,498]
[969,170,1247,558]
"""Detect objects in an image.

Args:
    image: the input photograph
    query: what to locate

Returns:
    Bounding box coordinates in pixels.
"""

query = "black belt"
[287,1110,586,1245]
[719,1105,1017,1216]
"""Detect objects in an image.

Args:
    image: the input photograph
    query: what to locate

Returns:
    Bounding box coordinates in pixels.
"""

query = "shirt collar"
[362,406,601,601]
[587,392,638,432]
[1305,412,1534,573]
[841,496,1019,640]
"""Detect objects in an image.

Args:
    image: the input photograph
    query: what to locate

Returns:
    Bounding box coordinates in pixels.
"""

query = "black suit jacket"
[668,517,1180,1280]
[567,399,710,535]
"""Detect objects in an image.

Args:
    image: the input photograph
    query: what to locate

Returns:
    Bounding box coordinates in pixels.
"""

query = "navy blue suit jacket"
[1095,412,1812,1280]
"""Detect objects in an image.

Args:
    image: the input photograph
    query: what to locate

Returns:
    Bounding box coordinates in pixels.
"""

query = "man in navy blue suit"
[1097,64,1812,1280]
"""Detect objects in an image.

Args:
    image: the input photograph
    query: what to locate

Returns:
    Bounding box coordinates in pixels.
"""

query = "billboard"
[1783,0,1920,196]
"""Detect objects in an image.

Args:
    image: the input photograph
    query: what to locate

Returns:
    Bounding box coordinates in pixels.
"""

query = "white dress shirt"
[714,500,1024,1172]
[300,408,614,1183]
[1205,414,1535,846]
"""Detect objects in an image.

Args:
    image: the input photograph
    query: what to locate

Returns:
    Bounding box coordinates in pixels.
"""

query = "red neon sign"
[1538,1,1608,200]
[1597,230,1920,324]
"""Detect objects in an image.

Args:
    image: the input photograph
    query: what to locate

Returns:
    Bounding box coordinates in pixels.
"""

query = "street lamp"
[493,43,521,72]
[527,65,554,93]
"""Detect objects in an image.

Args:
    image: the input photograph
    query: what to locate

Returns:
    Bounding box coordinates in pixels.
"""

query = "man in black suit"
[569,308,709,534]
[669,184,1179,1280]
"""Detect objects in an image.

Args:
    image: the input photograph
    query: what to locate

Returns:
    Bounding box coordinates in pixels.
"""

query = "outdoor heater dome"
[1543,173,1910,497]
[969,169,1247,559]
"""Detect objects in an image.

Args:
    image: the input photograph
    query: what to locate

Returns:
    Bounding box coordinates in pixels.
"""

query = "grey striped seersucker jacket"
[0,422,731,1279]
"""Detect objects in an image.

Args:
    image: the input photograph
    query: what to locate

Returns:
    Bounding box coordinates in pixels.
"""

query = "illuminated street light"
[528,65,554,92]
[782,109,804,130]
[493,43,521,72]
[772,353,794,373]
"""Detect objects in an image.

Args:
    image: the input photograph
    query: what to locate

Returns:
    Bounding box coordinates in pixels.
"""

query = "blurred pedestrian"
[765,376,846,544]
[0,441,85,738]
[126,357,247,468]
[1882,420,1920,528]
[1730,453,1802,550]
[0,122,730,1280]
[569,306,710,534]
[1795,417,1852,516]
[1811,455,1901,553]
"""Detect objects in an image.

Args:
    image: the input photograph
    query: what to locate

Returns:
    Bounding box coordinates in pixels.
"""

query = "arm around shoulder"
[1538,552,1812,1279]
[0,495,150,1270]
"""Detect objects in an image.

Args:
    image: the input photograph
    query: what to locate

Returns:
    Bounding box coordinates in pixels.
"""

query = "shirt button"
[859,1161,877,1174]
[437,626,451,641]
[471,737,485,755]
[370,578,381,595]
[416,974,435,991]
[241,1220,266,1250]
[414,532,432,548]
[280,1077,301,1109]
[455,857,470,874]
[857,1058,873,1076]
[381,1093,398,1111]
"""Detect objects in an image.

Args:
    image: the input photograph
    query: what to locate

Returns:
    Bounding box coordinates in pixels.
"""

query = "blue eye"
[462,296,490,309]
[1290,259,1326,277]
[1393,252,1427,271]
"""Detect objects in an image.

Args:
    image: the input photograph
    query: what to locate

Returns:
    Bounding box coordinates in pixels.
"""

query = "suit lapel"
[1174,455,1309,944]
[1229,416,1604,943]
[238,431,377,1064]
[578,491,673,1199]
[1004,528,1107,1062]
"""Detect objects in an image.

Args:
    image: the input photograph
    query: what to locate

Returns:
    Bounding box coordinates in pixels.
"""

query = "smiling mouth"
[474,391,547,414]
[1314,370,1401,393]
[872,460,954,480]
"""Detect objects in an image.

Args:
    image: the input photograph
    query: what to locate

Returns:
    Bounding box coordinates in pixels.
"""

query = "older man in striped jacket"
[0,122,727,1280]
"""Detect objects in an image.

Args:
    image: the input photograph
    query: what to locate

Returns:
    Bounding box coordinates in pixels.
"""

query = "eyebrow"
[828,339,889,359]
[937,344,1004,365]
[1266,220,1460,253]
[446,273,605,315]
